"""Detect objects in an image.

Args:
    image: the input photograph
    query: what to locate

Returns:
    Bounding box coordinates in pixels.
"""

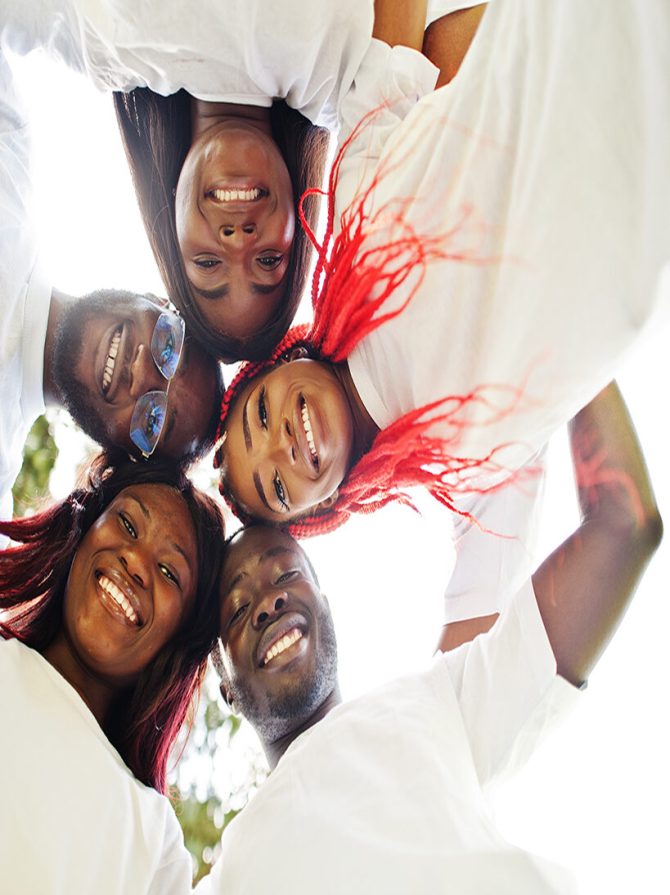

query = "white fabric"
[445,445,547,622]
[0,0,473,131]
[342,2,670,495]
[0,42,50,525]
[198,582,578,895]
[0,637,193,895]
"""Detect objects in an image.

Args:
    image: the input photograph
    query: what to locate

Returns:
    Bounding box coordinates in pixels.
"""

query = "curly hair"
[0,453,225,793]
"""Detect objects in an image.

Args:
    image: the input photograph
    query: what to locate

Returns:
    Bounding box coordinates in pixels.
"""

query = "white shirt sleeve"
[335,39,439,224]
[444,447,548,623]
[441,579,579,786]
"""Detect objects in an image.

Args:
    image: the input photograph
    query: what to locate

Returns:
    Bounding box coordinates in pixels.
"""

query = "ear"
[282,345,309,364]
[219,680,234,710]
[316,489,339,512]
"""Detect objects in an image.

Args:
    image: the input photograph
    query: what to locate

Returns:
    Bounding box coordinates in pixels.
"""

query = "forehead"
[108,484,194,537]
[221,527,308,590]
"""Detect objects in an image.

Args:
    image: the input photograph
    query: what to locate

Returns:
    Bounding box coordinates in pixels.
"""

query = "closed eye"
[276,570,299,584]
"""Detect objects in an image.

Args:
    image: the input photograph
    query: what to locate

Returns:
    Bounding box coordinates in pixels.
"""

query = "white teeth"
[98,574,139,625]
[263,628,302,666]
[301,401,318,465]
[102,328,121,393]
[210,188,261,202]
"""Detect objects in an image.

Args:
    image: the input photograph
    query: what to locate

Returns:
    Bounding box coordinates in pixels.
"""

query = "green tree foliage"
[170,672,265,882]
[12,414,58,516]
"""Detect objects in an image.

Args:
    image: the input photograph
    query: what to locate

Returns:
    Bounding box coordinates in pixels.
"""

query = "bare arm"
[437,613,498,651]
[533,382,662,687]
[372,0,428,52]
[422,4,486,87]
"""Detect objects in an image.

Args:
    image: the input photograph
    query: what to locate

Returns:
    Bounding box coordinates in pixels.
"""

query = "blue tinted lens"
[151,312,185,380]
[130,390,168,456]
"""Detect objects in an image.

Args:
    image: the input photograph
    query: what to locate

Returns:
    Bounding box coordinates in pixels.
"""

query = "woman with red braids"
[216,0,669,539]
[0,455,225,894]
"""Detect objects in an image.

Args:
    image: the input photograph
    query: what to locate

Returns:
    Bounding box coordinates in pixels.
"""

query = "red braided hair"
[214,111,527,536]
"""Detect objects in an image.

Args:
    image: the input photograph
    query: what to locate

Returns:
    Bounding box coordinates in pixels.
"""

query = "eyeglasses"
[129,311,186,458]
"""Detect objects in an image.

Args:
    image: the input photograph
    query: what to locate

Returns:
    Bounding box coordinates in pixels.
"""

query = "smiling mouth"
[102,326,122,395]
[262,627,303,666]
[300,397,319,471]
[96,572,142,626]
[206,187,268,202]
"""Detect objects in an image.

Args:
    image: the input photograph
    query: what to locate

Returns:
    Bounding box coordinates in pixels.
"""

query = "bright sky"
[11,49,670,895]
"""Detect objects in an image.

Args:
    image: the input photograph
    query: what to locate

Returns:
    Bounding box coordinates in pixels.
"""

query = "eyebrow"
[241,389,276,515]
[225,546,298,592]
[130,495,192,570]
[192,282,280,302]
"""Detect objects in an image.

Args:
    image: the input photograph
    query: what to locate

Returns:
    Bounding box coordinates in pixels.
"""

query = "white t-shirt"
[197,581,578,895]
[0,637,193,894]
[340,1,670,493]
[0,1,474,130]
[0,42,50,525]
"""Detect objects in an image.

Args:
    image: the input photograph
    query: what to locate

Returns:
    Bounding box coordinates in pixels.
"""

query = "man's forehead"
[221,528,307,586]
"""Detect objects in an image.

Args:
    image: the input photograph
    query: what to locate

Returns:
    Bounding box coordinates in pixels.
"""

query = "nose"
[120,549,150,590]
[270,418,296,466]
[218,222,257,244]
[253,591,286,628]
[129,343,165,400]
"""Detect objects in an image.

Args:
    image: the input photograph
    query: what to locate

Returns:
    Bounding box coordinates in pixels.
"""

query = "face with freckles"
[218,526,338,743]
[222,357,355,522]
[54,293,218,461]
[61,484,199,689]
[175,120,296,342]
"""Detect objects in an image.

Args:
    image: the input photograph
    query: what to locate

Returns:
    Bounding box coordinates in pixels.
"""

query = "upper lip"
[95,566,145,627]
[255,611,307,668]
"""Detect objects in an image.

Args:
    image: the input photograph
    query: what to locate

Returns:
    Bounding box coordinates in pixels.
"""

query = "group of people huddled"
[1,1,668,893]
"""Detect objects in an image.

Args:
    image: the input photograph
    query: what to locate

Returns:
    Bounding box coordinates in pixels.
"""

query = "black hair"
[114,88,329,361]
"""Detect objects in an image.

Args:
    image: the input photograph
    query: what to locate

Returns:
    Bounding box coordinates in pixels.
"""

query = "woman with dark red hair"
[0,456,225,894]
[215,0,669,538]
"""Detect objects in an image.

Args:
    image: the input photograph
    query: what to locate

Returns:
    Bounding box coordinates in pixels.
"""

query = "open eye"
[229,604,247,627]
[257,254,283,271]
[159,563,181,588]
[258,386,268,429]
[273,473,289,512]
[194,256,220,270]
[119,512,137,538]
[276,570,299,585]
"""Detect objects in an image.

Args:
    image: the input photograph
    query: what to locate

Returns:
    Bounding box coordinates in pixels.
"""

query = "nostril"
[242,225,255,235]
[257,611,268,624]
[222,226,234,237]
[275,597,285,611]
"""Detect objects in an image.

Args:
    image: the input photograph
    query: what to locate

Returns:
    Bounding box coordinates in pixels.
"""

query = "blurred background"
[9,48,670,890]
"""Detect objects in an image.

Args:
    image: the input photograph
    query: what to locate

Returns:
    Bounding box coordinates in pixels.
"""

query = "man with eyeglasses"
[0,41,223,525]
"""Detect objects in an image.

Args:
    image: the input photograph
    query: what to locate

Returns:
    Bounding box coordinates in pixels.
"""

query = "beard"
[228,599,339,744]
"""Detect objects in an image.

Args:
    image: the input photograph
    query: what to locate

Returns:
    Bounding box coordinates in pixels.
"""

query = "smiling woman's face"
[62,484,199,689]
[175,120,296,343]
[222,358,355,523]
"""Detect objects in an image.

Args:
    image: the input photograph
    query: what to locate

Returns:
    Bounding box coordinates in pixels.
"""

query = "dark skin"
[438,382,662,685]
[220,383,661,773]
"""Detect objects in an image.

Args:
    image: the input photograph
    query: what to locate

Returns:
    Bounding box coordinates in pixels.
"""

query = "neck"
[42,289,67,404]
[191,98,273,142]
[42,634,118,729]
[334,362,380,463]
[263,684,342,770]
